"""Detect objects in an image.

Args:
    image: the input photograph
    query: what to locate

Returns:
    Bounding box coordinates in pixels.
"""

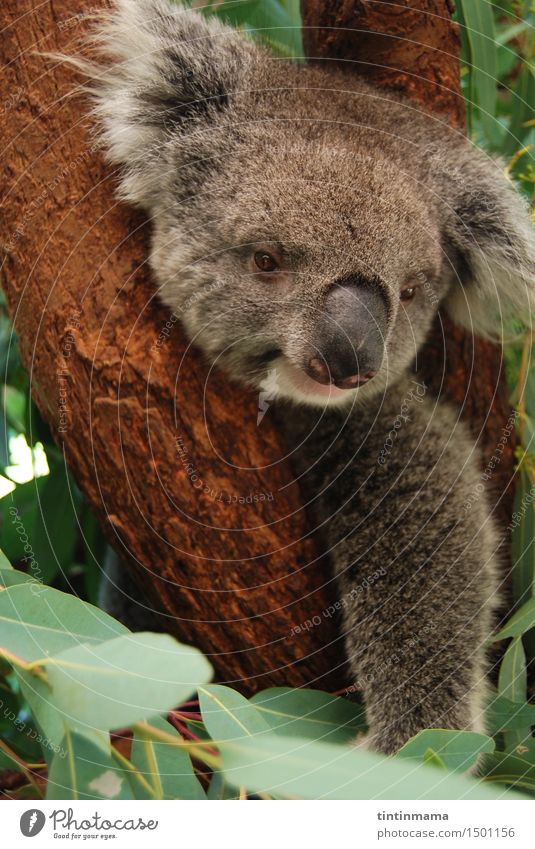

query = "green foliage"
[130,716,206,800]
[0,291,105,603]
[397,729,495,773]
[484,739,535,793]
[0,558,532,800]
[250,686,366,742]
[1,0,535,802]
[47,730,133,801]
[216,735,506,800]
[199,684,271,740]
[194,0,303,59]
[456,0,535,195]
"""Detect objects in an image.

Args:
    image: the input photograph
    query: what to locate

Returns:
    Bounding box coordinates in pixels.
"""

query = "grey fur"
[86,0,535,755]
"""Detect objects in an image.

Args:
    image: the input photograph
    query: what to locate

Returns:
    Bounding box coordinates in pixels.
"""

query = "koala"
[83,0,535,755]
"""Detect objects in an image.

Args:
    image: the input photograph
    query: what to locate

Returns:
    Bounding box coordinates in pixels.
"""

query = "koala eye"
[400,286,417,302]
[254,251,279,273]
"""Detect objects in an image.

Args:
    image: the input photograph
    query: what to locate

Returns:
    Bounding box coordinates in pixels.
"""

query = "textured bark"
[0,0,513,695]
[301,0,465,126]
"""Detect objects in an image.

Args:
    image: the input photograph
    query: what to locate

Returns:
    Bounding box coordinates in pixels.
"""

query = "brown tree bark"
[0,0,513,694]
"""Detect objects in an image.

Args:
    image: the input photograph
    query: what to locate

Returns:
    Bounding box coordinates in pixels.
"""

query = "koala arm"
[305,380,501,755]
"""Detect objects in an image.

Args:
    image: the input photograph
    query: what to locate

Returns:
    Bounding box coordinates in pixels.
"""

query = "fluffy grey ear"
[441,146,535,338]
[83,0,257,207]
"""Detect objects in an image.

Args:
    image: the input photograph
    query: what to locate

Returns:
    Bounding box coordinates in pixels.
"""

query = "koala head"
[87,0,535,408]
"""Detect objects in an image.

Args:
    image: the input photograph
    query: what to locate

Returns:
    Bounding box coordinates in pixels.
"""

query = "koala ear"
[82,0,257,207]
[440,146,535,339]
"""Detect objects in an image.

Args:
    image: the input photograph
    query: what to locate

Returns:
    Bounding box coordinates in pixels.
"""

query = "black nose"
[307,277,387,388]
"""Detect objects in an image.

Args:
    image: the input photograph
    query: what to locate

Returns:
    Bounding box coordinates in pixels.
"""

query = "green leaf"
[499,637,527,703]
[505,64,535,154]
[496,21,530,45]
[0,408,9,469]
[0,683,46,762]
[131,715,206,799]
[0,581,128,664]
[423,748,448,769]
[511,466,535,612]
[199,684,270,741]
[46,632,212,732]
[493,597,535,641]
[0,478,44,563]
[397,729,495,773]
[0,568,37,589]
[0,578,127,759]
[484,739,535,796]
[499,637,531,749]
[17,671,67,761]
[0,548,13,570]
[219,734,524,800]
[207,769,239,799]
[205,0,303,59]
[81,508,107,605]
[47,728,133,800]
[2,726,44,763]
[496,43,519,82]
[3,386,26,433]
[250,687,366,743]
[0,683,20,731]
[458,0,501,147]
[29,466,79,584]
[0,744,27,774]
[486,693,535,734]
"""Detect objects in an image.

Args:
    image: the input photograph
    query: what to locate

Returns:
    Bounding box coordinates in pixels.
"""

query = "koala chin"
[84,0,535,756]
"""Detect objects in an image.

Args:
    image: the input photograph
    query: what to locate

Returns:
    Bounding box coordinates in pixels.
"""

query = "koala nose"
[308,278,387,388]
[307,357,376,387]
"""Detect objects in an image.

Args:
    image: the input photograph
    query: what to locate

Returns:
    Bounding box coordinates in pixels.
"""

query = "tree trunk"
[0,0,513,694]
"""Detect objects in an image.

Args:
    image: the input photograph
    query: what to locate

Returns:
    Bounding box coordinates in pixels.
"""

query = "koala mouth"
[271,355,358,405]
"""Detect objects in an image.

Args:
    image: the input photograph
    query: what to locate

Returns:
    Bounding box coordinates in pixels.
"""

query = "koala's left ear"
[75,0,260,208]
[440,145,535,338]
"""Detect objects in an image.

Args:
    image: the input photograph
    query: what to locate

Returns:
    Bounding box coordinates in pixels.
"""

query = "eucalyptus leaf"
[484,739,535,797]
[207,769,240,800]
[0,478,44,563]
[0,548,13,570]
[511,467,535,614]
[505,63,535,154]
[422,748,448,769]
[47,728,132,800]
[219,734,523,800]
[17,670,68,762]
[493,597,535,641]
[3,386,25,433]
[131,715,206,799]
[250,687,366,743]
[486,693,535,734]
[205,0,303,59]
[0,568,37,589]
[0,581,128,664]
[30,467,80,584]
[499,636,531,749]
[45,632,212,731]
[498,637,527,704]
[397,729,494,773]
[199,683,270,741]
[0,742,25,773]
[458,0,502,147]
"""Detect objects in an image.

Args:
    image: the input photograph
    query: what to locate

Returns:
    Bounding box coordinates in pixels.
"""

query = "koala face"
[151,135,451,406]
[89,0,535,407]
